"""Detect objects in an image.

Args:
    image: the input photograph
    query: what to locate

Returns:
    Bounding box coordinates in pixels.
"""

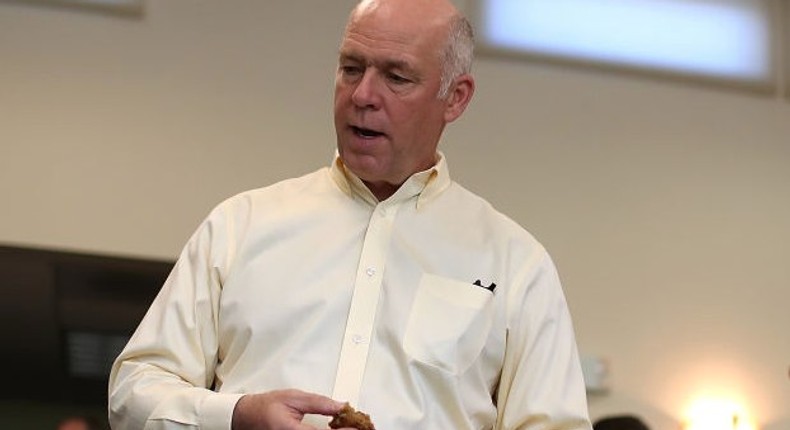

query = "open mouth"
[351,125,385,139]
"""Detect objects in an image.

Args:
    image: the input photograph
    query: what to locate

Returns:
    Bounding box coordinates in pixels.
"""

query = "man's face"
[334,2,452,192]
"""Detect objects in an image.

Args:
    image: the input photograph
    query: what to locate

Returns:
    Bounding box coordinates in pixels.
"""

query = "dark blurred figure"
[56,414,103,430]
[593,415,650,430]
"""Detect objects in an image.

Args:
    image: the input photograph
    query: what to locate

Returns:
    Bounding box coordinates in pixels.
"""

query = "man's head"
[334,0,475,199]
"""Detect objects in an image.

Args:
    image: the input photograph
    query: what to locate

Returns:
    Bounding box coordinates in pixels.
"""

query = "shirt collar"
[329,151,451,209]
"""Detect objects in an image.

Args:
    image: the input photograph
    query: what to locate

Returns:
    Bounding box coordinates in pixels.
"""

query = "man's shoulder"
[224,167,332,203]
[446,182,524,226]
[444,181,544,248]
[198,167,335,220]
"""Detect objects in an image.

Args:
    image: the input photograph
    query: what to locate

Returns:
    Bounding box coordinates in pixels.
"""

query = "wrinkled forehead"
[337,29,440,79]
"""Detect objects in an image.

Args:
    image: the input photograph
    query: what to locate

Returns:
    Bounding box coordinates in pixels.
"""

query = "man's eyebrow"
[383,59,415,72]
[338,52,364,63]
[338,52,416,73]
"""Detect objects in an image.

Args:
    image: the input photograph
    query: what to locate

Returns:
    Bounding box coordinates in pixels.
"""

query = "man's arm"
[108,206,237,429]
[108,200,354,430]
[495,252,592,430]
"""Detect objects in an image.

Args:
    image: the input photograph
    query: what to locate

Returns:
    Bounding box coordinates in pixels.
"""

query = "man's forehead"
[338,17,445,69]
[338,26,426,65]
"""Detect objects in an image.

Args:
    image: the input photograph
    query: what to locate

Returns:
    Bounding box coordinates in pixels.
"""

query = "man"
[108,0,592,429]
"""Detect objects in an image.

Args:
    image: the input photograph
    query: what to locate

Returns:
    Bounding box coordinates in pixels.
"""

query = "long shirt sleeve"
[108,201,244,429]
[495,251,590,430]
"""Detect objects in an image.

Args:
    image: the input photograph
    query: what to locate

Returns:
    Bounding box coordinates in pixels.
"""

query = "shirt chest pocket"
[403,273,494,375]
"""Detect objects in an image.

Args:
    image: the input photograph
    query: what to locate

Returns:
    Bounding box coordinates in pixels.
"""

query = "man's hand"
[231,389,354,430]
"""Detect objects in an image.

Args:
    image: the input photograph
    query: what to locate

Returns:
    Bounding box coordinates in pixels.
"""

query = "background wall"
[1,1,788,429]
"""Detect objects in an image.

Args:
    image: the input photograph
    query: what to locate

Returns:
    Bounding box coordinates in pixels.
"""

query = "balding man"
[109,1,591,429]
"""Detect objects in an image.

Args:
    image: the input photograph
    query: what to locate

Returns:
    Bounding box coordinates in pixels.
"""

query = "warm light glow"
[684,398,756,430]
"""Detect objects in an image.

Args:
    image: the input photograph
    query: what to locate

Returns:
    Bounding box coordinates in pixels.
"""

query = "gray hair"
[438,13,474,99]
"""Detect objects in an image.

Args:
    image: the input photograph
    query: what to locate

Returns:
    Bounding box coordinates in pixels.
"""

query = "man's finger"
[280,389,346,416]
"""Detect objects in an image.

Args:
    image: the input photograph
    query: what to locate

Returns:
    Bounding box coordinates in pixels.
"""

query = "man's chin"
[341,155,380,178]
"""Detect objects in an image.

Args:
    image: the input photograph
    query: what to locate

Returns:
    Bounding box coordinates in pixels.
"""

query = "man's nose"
[351,70,382,109]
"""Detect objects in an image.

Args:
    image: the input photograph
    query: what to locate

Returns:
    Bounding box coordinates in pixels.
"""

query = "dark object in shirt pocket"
[472,279,497,293]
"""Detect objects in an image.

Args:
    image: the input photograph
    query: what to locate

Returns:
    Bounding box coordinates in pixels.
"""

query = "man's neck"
[364,180,400,202]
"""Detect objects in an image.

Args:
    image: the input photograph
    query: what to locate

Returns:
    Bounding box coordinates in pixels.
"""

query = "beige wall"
[1,1,788,429]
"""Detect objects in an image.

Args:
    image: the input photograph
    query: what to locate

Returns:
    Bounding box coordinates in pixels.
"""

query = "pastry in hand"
[329,403,375,430]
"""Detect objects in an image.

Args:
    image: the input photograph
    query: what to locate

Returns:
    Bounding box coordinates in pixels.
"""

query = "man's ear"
[443,74,475,123]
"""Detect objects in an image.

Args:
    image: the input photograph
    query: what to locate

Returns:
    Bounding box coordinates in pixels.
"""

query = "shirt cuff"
[199,392,245,430]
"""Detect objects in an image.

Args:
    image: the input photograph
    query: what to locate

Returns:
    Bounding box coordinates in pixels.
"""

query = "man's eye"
[388,73,411,84]
[341,66,363,76]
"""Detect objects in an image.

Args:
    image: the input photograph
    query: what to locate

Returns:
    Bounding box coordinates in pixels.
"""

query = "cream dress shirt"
[108,153,591,430]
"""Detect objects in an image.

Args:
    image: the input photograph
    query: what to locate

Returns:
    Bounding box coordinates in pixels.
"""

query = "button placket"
[331,203,398,405]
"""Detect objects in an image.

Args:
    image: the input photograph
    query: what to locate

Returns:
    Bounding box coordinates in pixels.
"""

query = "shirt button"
[366,267,376,277]
[351,334,366,344]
